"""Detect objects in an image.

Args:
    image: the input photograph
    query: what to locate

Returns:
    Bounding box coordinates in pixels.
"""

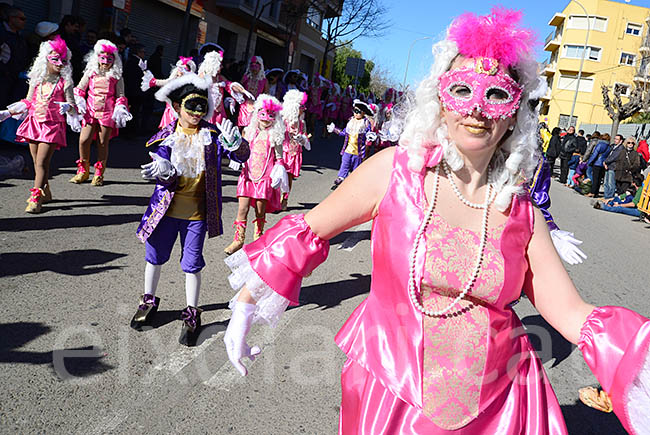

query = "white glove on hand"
[550,229,587,265]
[224,302,261,376]
[74,95,86,115]
[66,112,83,133]
[270,163,289,193]
[294,134,310,151]
[141,152,176,181]
[224,97,236,115]
[138,58,147,71]
[326,122,335,133]
[0,110,10,123]
[56,102,72,115]
[218,119,242,151]
[0,43,10,64]
[111,104,133,128]
[366,131,377,142]
[7,101,28,120]
[140,70,155,92]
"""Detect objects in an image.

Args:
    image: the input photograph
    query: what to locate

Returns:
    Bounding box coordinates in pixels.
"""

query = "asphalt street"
[1,128,648,435]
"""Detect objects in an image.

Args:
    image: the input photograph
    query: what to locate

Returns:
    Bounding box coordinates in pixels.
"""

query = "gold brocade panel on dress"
[421,213,505,430]
[92,76,110,114]
[34,82,54,122]
[248,136,270,180]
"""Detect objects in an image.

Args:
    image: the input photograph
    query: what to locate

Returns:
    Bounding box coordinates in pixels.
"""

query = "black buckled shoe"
[130,294,160,331]
[178,306,202,346]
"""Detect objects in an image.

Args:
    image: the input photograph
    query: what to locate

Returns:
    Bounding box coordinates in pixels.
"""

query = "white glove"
[326,122,335,133]
[111,104,133,128]
[0,110,10,122]
[7,100,27,115]
[74,95,86,115]
[217,119,242,151]
[66,112,82,133]
[0,43,10,64]
[224,302,261,376]
[56,102,72,115]
[366,131,377,142]
[224,97,236,115]
[270,162,289,193]
[140,70,155,92]
[140,151,176,181]
[294,133,310,151]
[228,160,241,171]
[550,229,587,265]
[138,58,147,71]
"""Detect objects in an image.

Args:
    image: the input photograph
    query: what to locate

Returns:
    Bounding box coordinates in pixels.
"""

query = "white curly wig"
[82,39,123,80]
[27,40,73,86]
[198,51,222,79]
[244,94,285,150]
[245,55,266,82]
[399,38,545,212]
[281,89,306,127]
[167,57,197,81]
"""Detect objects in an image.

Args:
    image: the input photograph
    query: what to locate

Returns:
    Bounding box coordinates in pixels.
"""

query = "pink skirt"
[283,150,302,178]
[158,103,177,129]
[82,112,118,139]
[236,164,282,213]
[339,356,568,435]
[15,116,66,149]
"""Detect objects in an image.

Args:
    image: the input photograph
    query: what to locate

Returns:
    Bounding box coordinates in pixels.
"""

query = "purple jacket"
[333,118,372,159]
[527,156,558,231]
[136,119,250,242]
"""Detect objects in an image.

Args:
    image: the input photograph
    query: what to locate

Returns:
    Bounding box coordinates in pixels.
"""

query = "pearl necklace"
[408,163,494,317]
[442,161,492,209]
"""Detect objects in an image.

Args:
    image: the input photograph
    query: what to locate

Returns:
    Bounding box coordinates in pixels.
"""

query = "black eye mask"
[181,94,209,116]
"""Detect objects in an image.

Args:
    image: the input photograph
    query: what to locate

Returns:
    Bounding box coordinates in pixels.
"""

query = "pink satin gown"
[236,130,282,213]
[16,78,68,149]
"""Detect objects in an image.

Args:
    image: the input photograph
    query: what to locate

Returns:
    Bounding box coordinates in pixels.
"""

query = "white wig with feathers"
[244,94,285,150]
[27,40,73,86]
[82,39,123,80]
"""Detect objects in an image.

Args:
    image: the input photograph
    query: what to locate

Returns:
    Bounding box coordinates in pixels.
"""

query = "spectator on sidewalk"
[586,133,611,198]
[25,21,58,60]
[0,6,29,109]
[582,131,600,181]
[591,186,643,218]
[80,29,97,57]
[559,125,577,184]
[615,136,642,195]
[637,137,649,164]
[124,43,146,135]
[545,127,561,177]
[603,134,624,199]
[59,15,83,83]
[148,45,163,79]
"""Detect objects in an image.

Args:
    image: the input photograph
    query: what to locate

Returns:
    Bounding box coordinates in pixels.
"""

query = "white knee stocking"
[185,272,201,308]
[144,262,162,296]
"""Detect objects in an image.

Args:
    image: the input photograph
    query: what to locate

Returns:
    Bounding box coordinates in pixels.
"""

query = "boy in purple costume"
[131,73,250,346]
[326,100,375,190]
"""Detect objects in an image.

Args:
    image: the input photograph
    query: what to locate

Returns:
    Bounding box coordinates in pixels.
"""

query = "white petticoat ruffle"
[627,345,650,434]
[224,249,290,328]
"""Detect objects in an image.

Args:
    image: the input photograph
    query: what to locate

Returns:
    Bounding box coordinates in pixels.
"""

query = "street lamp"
[568,0,591,128]
[402,36,433,90]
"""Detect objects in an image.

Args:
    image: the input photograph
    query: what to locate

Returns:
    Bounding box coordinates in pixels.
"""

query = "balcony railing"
[545,32,554,46]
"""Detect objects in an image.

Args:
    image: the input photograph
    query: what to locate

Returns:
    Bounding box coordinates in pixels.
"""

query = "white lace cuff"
[225,249,290,328]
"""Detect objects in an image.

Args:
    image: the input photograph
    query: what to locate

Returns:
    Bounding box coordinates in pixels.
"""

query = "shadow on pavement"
[561,401,626,434]
[297,273,370,310]
[520,315,575,368]
[0,322,113,379]
[0,249,127,277]
[0,213,142,232]
[329,229,372,247]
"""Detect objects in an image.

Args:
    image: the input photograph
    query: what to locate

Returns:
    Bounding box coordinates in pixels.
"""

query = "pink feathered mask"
[101,43,117,55]
[258,98,282,121]
[48,36,68,59]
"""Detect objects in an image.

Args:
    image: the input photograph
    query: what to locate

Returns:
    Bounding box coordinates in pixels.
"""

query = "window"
[626,23,642,36]
[559,114,578,129]
[563,44,602,61]
[567,15,608,32]
[614,83,631,96]
[306,6,322,30]
[558,74,594,92]
[620,52,636,66]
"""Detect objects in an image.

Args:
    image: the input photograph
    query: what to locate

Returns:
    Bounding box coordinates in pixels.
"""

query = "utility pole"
[177,0,195,58]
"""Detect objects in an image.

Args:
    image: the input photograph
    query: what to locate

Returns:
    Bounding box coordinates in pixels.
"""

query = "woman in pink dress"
[280,89,310,210]
[0,36,80,213]
[224,94,288,255]
[70,40,132,186]
[237,56,269,128]
[222,8,650,435]
[140,56,197,129]
[306,74,325,134]
[338,85,354,126]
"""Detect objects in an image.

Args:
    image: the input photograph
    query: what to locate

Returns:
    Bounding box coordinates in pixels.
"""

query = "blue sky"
[353,0,650,89]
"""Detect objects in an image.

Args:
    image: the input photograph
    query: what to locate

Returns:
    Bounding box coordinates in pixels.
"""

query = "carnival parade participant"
[322,83,340,137]
[281,89,311,211]
[132,73,250,346]
[70,40,132,186]
[141,56,197,129]
[306,74,325,134]
[338,85,354,126]
[224,94,288,255]
[327,99,374,189]
[0,36,80,213]
[376,102,401,151]
[222,8,650,434]
[237,56,269,127]
[266,68,285,100]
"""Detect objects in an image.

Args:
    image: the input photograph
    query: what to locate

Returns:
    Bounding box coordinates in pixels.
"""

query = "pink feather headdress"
[179,56,192,65]
[448,7,537,68]
[101,43,117,55]
[49,36,68,58]
[262,98,282,113]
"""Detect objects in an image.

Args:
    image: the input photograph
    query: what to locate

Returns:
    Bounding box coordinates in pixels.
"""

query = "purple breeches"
[145,216,207,273]
[338,152,362,179]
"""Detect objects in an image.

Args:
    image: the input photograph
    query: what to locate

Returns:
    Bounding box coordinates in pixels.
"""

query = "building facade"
[541,0,650,129]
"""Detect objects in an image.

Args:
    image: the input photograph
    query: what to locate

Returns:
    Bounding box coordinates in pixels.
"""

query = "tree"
[320,0,390,76]
[331,44,374,94]
[602,84,650,137]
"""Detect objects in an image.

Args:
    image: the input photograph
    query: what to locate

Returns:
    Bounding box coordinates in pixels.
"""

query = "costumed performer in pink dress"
[322,83,340,137]
[266,68,286,100]
[70,40,132,186]
[0,36,81,213]
[237,56,269,128]
[222,8,650,434]
[224,94,288,255]
[306,74,325,135]
[140,56,197,129]
[280,89,311,211]
[338,85,354,126]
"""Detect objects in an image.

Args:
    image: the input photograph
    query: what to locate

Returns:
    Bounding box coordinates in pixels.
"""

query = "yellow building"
[540,0,650,129]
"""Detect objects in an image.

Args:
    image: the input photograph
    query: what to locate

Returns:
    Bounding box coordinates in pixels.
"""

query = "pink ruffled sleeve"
[578,306,650,434]
[224,214,329,326]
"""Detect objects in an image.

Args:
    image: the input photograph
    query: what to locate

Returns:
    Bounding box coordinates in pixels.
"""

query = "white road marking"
[153,332,224,375]
[85,409,128,435]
